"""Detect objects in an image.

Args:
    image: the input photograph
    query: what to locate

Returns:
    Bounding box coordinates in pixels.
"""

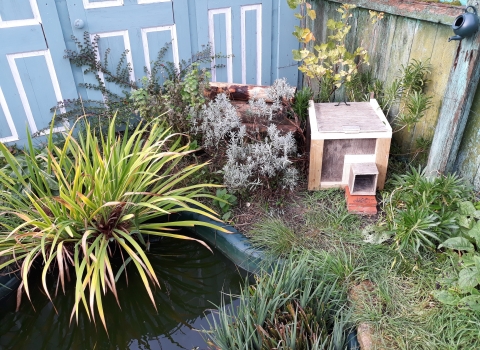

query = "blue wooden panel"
[230,6,241,84]
[174,0,196,59]
[0,87,16,142]
[38,1,78,102]
[145,29,175,83]
[0,27,46,54]
[0,56,27,145]
[244,9,258,85]
[213,13,228,82]
[193,0,275,85]
[0,0,34,21]
[96,35,132,97]
[0,107,12,141]
[0,1,77,146]
[145,30,174,65]
[15,55,59,131]
[53,0,88,102]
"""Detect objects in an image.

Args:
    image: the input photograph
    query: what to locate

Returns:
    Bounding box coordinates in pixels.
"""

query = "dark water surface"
[0,236,246,350]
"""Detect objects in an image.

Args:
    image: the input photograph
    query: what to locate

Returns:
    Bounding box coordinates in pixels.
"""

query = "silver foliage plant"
[190,93,241,148]
[192,79,298,192]
[224,124,298,191]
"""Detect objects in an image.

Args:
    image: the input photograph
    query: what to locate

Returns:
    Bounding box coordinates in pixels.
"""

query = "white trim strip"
[0,0,41,29]
[7,50,67,135]
[141,25,179,73]
[83,0,124,9]
[208,8,233,83]
[0,86,19,143]
[241,5,262,85]
[90,30,136,88]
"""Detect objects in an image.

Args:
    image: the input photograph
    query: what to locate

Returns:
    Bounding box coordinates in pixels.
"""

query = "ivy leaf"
[432,290,460,306]
[459,295,480,312]
[308,9,316,20]
[294,13,304,20]
[439,237,474,252]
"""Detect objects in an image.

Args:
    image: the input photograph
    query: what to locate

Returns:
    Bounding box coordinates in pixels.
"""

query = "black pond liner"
[0,272,20,301]
[170,210,361,350]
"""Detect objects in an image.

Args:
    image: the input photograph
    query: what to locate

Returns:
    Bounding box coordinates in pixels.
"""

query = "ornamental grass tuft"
[205,251,353,349]
[0,117,227,331]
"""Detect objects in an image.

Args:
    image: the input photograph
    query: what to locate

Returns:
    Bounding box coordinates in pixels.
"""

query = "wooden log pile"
[204,82,298,135]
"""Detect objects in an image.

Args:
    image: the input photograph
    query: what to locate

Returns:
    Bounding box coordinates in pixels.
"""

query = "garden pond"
[0,235,247,350]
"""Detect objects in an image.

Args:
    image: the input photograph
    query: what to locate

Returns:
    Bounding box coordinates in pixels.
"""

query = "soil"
[229,176,379,240]
[230,179,309,236]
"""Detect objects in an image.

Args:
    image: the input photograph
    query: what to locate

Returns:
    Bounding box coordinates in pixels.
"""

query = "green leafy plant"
[345,69,384,103]
[292,86,313,122]
[212,188,237,221]
[380,167,472,254]
[0,117,228,331]
[381,59,432,133]
[433,201,480,311]
[289,1,370,101]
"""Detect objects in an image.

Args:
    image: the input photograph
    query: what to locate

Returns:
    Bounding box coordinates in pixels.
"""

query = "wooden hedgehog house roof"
[309,99,392,140]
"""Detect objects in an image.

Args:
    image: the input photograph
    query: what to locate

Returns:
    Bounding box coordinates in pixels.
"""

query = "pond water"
[0,236,247,350]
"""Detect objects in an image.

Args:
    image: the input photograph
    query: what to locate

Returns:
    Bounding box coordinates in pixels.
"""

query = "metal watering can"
[449,6,479,42]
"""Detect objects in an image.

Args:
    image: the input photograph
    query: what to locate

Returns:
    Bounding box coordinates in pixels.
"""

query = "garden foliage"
[191,79,299,192]
[289,1,370,101]
[0,118,227,330]
[374,167,480,312]
[50,33,219,134]
[380,167,471,254]
[434,201,480,311]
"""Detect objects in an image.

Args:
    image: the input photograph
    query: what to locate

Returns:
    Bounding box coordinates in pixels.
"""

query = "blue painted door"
[189,0,298,86]
[64,0,185,102]
[0,0,299,146]
[0,0,77,145]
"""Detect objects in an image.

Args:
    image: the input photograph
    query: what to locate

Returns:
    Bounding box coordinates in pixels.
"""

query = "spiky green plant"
[205,251,352,350]
[0,117,227,331]
[381,167,472,254]
[249,217,297,257]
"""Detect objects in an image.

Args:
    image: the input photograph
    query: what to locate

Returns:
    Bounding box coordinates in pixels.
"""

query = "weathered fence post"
[426,1,480,176]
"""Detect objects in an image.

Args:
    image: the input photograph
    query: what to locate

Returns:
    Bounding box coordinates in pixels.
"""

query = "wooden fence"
[309,0,480,190]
